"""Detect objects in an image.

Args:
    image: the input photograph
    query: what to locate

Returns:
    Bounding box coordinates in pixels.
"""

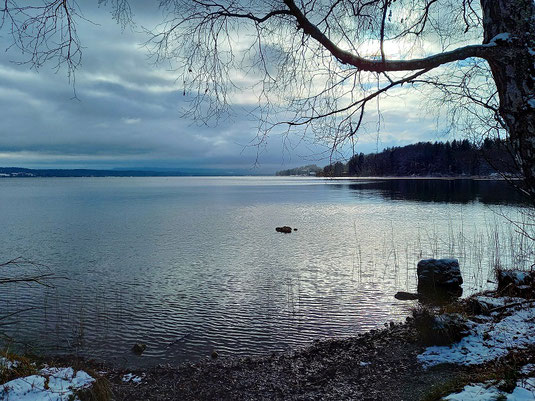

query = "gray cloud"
[0,3,443,173]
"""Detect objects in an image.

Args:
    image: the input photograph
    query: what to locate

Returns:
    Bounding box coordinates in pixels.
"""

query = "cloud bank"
[0,3,444,173]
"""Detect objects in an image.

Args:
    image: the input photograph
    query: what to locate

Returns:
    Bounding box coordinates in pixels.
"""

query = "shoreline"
[0,173,514,180]
[28,319,449,401]
[4,289,535,400]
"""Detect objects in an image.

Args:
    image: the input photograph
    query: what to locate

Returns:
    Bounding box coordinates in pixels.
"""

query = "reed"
[352,208,534,295]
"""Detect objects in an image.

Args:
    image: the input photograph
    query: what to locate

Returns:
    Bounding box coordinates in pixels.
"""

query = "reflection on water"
[0,177,531,367]
[330,178,526,205]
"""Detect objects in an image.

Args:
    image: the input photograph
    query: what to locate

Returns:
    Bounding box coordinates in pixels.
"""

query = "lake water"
[0,177,531,367]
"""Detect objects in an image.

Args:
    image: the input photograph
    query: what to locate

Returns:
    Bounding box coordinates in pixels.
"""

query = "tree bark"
[481,0,535,202]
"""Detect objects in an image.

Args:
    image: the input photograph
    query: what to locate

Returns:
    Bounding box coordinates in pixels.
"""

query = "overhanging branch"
[281,67,431,126]
[283,0,494,72]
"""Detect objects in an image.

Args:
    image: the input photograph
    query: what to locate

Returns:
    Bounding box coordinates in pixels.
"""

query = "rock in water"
[417,258,463,300]
[132,343,147,355]
[394,291,420,301]
[276,226,292,233]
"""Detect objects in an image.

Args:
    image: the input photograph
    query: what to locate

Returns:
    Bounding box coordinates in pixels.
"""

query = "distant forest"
[0,167,254,177]
[0,168,187,178]
[276,139,517,177]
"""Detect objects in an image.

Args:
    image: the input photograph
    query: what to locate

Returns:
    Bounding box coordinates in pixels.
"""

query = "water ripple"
[0,177,528,367]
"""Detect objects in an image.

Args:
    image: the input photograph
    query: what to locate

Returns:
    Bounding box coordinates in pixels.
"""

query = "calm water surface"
[0,177,530,367]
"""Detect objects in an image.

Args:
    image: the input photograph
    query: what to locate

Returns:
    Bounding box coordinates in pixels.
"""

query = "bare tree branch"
[1,0,534,200]
[283,0,494,72]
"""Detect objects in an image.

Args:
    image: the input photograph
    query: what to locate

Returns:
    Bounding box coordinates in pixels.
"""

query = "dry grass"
[74,374,112,401]
[0,349,38,385]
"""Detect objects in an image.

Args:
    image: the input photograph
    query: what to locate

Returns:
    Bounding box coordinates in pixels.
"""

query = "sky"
[0,2,450,174]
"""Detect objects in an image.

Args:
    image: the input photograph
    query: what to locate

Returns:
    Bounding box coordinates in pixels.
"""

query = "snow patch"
[0,366,94,401]
[522,364,535,375]
[121,373,144,384]
[0,357,19,370]
[474,296,525,310]
[489,32,513,44]
[418,301,535,367]
[444,378,535,400]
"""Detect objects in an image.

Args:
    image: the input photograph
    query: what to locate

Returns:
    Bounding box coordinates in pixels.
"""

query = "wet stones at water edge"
[132,343,147,355]
[276,226,293,233]
[416,258,463,300]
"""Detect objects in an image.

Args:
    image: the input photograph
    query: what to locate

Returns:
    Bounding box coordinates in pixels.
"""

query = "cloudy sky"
[0,2,447,173]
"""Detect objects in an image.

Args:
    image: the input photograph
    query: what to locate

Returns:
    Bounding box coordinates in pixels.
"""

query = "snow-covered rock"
[497,270,535,297]
[417,258,463,298]
[466,295,525,315]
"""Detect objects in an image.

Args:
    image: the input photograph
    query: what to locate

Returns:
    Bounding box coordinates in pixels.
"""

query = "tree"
[333,161,345,176]
[347,153,365,175]
[1,1,534,201]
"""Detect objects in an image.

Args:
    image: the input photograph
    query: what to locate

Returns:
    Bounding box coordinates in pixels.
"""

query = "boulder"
[417,258,463,300]
[276,226,292,233]
[497,269,535,298]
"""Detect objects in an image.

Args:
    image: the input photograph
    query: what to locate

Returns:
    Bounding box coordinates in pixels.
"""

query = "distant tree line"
[0,167,254,177]
[314,139,517,177]
[0,168,176,177]
[276,165,323,176]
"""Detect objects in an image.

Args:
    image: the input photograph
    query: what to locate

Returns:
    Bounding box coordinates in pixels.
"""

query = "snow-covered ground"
[418,295,535,400]
[0,361,95,401]
[419,297,535,367]
[444,377,535,400]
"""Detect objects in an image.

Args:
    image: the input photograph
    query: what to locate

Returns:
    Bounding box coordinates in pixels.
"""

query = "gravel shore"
[8,291,535,400]
[106,322,463,401]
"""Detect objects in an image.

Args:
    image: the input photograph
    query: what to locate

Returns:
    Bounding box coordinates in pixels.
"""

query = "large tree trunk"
[481,0,535,202]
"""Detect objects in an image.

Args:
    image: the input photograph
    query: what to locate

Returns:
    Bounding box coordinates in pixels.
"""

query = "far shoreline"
[0,171,513,180]
[317,175,512,181]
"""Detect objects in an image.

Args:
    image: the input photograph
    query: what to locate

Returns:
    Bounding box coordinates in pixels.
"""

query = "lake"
[0,177,531,367]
